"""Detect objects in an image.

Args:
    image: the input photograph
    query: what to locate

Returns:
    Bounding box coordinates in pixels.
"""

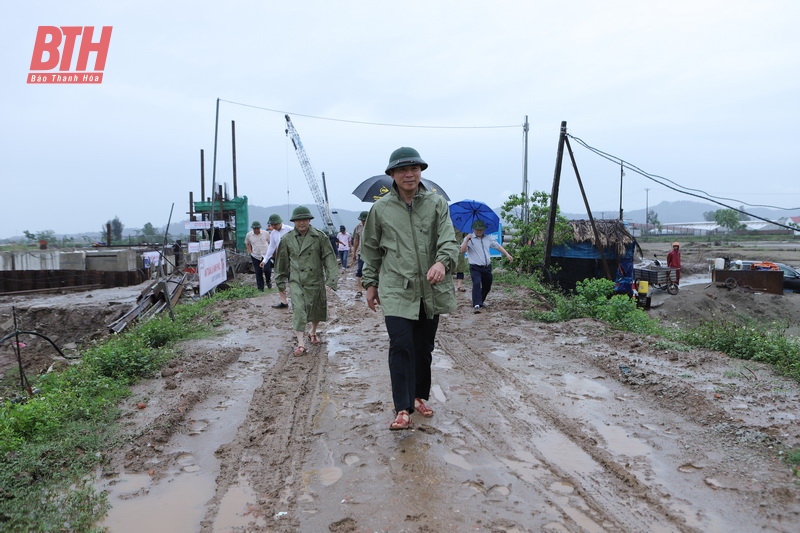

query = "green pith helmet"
[289,206,314,221]
[251,221,261,229]
[385,146,428,175]
[268,214,282,225]
[358,211,368,221]
[472,219,486,230]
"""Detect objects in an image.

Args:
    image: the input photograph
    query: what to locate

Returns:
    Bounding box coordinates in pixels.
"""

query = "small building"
[549,219,639,292]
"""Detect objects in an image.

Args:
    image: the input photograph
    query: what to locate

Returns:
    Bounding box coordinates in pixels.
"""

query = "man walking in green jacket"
[361,147,458,430]
[274,206,339,355]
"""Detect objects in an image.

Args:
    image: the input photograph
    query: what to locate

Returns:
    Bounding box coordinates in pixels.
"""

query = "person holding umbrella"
[460,219,513,313]
[361,146,458,430]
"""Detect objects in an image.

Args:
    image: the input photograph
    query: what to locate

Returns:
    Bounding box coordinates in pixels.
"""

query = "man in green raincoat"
[361,146,458,430]
[274,206,339,355]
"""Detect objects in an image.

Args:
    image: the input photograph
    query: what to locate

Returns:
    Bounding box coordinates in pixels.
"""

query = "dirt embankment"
[2,241,800,532]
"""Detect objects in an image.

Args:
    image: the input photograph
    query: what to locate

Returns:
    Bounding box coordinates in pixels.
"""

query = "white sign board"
[198,251,227,295]
[185,220,210,230]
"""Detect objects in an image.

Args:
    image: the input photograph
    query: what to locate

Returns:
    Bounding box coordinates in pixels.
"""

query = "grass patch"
[0,282,257,531]
[498,275,662,336]
[497,273,800,383]
[783,447,800,478]
[672,319,800,382]
[652,339,692,352]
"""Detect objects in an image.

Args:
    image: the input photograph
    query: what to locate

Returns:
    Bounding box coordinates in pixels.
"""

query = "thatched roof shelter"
[567,219,636,256]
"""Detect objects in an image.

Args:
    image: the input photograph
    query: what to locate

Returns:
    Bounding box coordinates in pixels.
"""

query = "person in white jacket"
[261,214,293,307]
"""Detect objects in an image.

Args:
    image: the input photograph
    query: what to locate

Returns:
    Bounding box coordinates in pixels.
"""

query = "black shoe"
[272,302,289,309]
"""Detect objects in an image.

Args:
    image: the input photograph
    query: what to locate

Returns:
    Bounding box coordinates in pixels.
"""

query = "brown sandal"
[389,411,412,430]
[414,398,434,418]
[293,345,307,356]
[309,333,322,345]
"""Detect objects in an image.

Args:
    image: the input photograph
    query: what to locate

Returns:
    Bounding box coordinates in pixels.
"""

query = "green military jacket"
[361,183,458,320]
[274,225,338,294]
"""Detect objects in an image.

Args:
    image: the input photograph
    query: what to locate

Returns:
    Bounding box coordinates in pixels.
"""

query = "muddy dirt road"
[2,240,800,532]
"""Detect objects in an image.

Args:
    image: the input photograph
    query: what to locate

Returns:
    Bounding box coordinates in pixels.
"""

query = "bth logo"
[28,26,112,84]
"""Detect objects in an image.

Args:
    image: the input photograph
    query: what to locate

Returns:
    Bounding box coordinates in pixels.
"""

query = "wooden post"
[231,120,238,198]
[544,121,567,269]
[565,136,613,280]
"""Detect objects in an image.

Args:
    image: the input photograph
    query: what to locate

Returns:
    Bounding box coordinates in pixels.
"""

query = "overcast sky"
[3,1,799,239]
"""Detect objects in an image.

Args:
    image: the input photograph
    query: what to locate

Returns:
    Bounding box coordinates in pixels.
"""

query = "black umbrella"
[352,175,450,203]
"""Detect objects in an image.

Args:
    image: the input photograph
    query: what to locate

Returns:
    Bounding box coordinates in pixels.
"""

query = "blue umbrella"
[449,200,500,234]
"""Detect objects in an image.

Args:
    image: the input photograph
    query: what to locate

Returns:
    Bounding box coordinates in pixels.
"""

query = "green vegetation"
[499,274,800,383]
[673,319,800,381]
[783,447,800,478]
[516,276,662,336]
[714,208,747,232]
[500,191,572,273]
[0,283,258,531]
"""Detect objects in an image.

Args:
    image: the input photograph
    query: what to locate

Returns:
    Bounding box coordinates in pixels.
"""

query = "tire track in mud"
[435,316,700,533]
[200,323,332,532]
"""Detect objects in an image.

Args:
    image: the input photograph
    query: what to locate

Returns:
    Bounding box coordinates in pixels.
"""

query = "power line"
[218,99,519,129]
[566,133,798,232]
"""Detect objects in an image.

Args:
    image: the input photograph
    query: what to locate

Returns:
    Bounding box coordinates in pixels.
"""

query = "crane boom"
[284,114,335,234]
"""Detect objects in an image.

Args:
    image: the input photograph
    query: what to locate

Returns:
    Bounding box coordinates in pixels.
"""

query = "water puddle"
[302,466,343,486]
[212,475,267,531]
[98,349,268,531]
[442,451,473,471]
[593,423,650,457]
[562,373,611,401]
[533,430,600,476]
[100,472,212,531]
[490,348,512,358]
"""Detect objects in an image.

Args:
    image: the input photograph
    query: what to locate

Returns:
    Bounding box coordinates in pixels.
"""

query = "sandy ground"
[2,240,800,532]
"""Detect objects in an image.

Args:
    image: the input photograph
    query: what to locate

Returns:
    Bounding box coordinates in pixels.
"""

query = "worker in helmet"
[262,213,293,305]
[667,242,681,285]
[274,206,339,355]
[361,146,458,430]
[245,221,270,291]
[351,211,368,299]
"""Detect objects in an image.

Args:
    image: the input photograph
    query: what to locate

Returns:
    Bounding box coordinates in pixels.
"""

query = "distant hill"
[4,200,793,244]
[562,200,795,224]
[248,204,365,233]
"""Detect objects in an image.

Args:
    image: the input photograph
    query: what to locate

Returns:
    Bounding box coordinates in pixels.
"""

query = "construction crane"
[284,114,336,235]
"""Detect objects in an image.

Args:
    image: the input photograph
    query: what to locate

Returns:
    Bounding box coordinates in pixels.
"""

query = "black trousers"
[263,258,273,289]
[469,263,493,306]
[384,301,439,415]
[251,256,266,291]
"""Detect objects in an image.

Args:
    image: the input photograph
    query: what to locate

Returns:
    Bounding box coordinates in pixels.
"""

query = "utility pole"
[522,115,529,225]
[619,161,624,221]
[645,188,650,239]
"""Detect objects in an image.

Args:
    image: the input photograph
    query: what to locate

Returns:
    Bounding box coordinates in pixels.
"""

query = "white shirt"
[245,230,270,260]
[464,234,501,267]
[263,224,293,262]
